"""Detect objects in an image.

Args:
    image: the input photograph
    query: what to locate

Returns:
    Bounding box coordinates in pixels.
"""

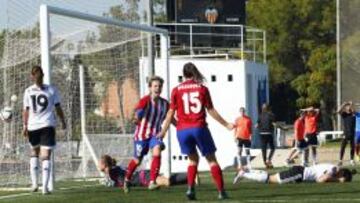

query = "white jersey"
[303,163,337,182]
[23,84,61,131]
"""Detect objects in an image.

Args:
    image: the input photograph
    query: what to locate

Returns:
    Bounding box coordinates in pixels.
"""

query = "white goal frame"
[39,4,171,181]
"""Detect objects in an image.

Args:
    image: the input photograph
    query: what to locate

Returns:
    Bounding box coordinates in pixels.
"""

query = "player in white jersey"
[22,65,66,195]
[233,163,356,184]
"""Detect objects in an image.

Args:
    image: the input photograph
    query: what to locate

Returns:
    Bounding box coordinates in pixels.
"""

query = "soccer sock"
[243,170,268,183]
[30,157,39,188]
[42,159,51,193]
[48,154,54,192]
[187,165,197,188]
[339,139,347,160]
[245,148,251,169]
[125,159,138,181]
[150,156,161,182]
[312,147,317,163]
[210,165,224,192]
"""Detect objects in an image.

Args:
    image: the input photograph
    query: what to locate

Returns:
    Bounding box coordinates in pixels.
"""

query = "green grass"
[1,166,360,203]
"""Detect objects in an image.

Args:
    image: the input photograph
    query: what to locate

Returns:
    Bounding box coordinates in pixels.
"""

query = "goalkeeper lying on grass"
[99,154,187,188]
[233,163,356,184]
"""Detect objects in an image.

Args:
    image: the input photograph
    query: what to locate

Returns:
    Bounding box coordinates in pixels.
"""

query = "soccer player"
[23,65,66,194]
[234,163,356,184]
[302,106,320,165]
[284,112,308,166]
[233,107,253,171]
[256,103,276,168]
[158,62,233,200]
[99,155,187,188]
[123,76,171,193]
[337,101,355,166]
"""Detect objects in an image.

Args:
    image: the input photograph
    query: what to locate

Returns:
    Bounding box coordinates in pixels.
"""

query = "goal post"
[39,3,172,182]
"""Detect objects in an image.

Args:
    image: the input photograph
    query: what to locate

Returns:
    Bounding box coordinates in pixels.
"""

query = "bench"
[318,131,344,145]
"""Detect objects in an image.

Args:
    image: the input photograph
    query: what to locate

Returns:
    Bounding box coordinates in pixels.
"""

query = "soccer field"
[1,166,359,203]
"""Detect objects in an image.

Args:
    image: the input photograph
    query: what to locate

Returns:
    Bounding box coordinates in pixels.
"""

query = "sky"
[0,0,148,30]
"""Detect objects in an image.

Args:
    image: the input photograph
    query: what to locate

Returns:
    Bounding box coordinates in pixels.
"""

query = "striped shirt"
[134,95,169,141]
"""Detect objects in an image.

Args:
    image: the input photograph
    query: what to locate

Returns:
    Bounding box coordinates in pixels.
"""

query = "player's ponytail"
[183,62,206,83]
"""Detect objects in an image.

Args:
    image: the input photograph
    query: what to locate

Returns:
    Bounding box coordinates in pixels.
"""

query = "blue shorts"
[134,136,164,159]
[355,131,360,144]
[176,127,217,156]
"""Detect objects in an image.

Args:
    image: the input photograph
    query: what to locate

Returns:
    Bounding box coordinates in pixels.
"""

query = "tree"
[247,0,336,128]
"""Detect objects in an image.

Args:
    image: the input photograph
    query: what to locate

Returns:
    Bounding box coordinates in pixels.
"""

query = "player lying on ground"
[99,155,187,188]
[233,163,356,184]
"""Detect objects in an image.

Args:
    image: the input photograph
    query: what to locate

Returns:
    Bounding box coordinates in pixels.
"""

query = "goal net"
[0,2,169,187]
[340,0,360,104]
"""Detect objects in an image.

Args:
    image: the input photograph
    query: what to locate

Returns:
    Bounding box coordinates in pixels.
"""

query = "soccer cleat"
[284,159,291,167]
[123,180,130,194]
[355,155,360,162]
[148,181,160,190]
[233,170,245,184]
[30,186,38,193]
[186,187,196,201]
[218,190,229,200]
[338,161,343,167]
[350,160,355,166]
[42,189,51,195]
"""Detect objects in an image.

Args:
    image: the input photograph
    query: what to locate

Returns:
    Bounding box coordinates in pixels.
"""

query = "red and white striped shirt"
[133,95,169,141]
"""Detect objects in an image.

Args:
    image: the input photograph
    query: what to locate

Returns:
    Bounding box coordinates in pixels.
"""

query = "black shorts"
[28,127,56,149]
[237,138,251,148]
[305,133,318,146]
[295,140,308,150]
[278,166,304,184]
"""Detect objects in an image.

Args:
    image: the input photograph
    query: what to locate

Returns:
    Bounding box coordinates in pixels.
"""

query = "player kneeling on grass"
[234,163,356,184]
[99,155,187,188]
[284,111,308,166]
[124,76,173,193]
[23,65,66,195]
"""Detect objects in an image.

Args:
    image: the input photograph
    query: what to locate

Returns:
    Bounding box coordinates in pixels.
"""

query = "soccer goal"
[0,4,171,187]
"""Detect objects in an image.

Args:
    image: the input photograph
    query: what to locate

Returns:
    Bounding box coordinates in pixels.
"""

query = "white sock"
[245,149,252,169]
[30,157,39,188]
[48,155,54,192]
[243,170,268,183]
[237,155,241,168]
[42,160,51,193]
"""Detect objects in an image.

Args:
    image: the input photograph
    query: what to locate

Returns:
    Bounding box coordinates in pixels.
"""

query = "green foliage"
[247,0,336,125]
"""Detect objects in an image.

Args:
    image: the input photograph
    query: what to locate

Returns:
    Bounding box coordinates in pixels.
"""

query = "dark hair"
[339,168,357,182]
[148,76,164,87]
[183,62,206,83]
[239,107,245,112]
[101,154,117,168]
[31,65,44,77]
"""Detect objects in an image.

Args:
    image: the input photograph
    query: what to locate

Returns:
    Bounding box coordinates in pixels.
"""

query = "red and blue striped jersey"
[134,95,169,141]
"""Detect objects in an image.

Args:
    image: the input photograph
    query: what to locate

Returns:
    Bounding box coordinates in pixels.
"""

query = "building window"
[211,75,216,82]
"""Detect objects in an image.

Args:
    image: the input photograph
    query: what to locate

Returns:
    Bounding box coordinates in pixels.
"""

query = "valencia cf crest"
[205,7,218,24]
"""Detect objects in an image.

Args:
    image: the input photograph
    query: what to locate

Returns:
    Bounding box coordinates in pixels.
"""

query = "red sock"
[150,156,161,182]
[210,164,224,192]
[187,165,197,187]
[125,159,138,181]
